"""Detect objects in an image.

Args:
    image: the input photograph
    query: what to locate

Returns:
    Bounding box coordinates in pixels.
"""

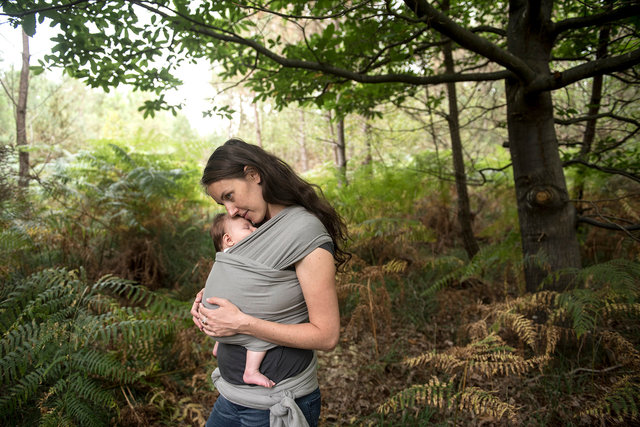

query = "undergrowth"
[0,268,191,426]
[2,145,638,426]
[372,257,640,425]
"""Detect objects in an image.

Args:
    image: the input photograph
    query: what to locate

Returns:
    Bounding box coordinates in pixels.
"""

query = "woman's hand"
[197,297,251,337]
[190,289,205,331]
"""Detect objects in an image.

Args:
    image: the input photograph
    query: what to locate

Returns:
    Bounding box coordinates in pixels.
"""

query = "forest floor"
[121,263,617,426]
[317,283,482,426]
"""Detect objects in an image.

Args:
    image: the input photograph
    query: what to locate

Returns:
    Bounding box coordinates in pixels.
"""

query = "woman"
[191,138,349,426]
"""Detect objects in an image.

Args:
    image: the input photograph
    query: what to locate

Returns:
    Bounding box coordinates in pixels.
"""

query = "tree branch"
[552,3,640,36]
[577,216,640,232]
[470,25,506,37]
[121,0,515,86]
[527,48,640,93]
[180,17,513,84]
[0,0,92,18]
[402,0,536,82]
[0,77,17,107]
[555,112,640,128]
[563,159,640,183]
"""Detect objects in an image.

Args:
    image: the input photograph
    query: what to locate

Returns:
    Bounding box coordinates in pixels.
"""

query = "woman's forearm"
[240,314,339,351]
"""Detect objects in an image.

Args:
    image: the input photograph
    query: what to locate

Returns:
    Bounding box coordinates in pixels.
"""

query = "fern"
[0,267,184,426]
[379,377,457,415]
[379,376,516,421]
[457,386,516,421]
[422,236,523,298]
[582,375,640,423]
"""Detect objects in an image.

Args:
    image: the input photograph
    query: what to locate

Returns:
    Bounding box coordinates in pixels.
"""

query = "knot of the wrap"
[269,390,309,427]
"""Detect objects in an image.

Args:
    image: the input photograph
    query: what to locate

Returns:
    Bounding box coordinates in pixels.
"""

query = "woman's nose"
[225,203,238,216]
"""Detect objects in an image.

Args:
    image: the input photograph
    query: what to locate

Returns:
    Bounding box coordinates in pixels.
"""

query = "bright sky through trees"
[0,23,223,136]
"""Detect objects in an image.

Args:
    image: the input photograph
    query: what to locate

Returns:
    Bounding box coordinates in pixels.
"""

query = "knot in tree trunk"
[526,185,564,209]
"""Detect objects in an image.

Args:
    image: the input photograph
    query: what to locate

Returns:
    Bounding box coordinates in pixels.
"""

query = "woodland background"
[1,1,640,426]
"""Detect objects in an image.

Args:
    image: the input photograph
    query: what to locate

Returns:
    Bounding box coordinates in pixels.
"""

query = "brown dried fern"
[458,386,517,421]
[600,331,640,367]
[496,310,538,351]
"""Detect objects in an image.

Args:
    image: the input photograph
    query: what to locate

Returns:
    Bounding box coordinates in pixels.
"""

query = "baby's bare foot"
[243,370,276,388]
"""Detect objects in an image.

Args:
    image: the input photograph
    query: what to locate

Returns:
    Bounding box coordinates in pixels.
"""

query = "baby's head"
[211,213,256,252]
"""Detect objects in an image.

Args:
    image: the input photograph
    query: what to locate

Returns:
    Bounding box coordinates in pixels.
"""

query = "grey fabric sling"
[202,205,332,426]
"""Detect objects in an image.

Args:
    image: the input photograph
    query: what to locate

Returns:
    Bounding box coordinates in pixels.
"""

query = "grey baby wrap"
[202,205,332,426]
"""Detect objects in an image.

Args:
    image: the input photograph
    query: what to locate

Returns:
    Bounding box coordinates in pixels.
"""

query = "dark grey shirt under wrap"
[202,205,333,384]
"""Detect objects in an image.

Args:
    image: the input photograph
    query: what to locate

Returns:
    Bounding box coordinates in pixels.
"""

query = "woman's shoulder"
[284,206,326,232]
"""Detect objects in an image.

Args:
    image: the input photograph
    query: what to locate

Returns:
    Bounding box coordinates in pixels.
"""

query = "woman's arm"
[198,247,340,351]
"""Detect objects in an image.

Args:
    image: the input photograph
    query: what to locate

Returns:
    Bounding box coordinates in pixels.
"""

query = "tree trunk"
[298,110,309,171]
[506,0,581,292]
[442,0,479,259]
[362,119,373,176]
[17,29,30,189]
[335,116,348,186]
[326,111,347,186]
[574,8,611,209]
[253,96,263,148]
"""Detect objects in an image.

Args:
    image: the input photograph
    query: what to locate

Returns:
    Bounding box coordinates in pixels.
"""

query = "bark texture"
[506,0,581,291]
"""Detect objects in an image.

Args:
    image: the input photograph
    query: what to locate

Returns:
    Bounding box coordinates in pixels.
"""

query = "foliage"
[28,142,212,290]
[6,0,635,116]
[377,257,640,424]
[0,267,186,426]
[5,0,639,293]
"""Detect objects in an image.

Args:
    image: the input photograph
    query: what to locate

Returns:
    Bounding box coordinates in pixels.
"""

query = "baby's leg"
[212,341,218,357]
[244,350,275,388]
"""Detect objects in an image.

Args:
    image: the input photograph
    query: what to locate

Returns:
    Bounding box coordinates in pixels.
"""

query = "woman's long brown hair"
[201,138,350,269]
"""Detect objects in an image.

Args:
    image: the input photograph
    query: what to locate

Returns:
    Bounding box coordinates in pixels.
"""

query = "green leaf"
[21,14,36,37]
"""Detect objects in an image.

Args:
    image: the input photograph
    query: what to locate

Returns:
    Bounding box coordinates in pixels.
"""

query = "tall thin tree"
[17,28,30,189]
[442,0,479,258]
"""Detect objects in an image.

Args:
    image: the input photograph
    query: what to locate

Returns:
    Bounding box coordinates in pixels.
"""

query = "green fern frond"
[582,375,640,423]
[67,372,118,409]
[0,365,52,414]
[70,349,139,384]
[0,267,183,425]
[63,391,107,427]
[581,259,640,296]
[423,239,524,298]
[555,290,598,338]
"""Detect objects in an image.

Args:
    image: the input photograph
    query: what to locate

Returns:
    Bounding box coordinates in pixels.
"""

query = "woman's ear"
[243,166,261,184]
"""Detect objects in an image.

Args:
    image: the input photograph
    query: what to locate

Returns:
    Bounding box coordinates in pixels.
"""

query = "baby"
[208,213,275,388]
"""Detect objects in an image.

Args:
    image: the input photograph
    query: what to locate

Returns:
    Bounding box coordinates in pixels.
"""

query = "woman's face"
[206,171,270,225]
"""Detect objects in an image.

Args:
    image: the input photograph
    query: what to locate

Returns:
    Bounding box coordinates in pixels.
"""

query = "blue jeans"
[205,388,321,427]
